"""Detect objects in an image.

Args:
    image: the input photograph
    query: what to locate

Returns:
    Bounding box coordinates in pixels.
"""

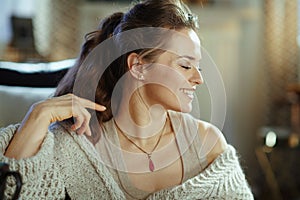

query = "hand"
[35,93,106,136]
[4,93,106,159]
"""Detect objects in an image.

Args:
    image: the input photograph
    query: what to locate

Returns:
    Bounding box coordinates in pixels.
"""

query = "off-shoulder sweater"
[0,116,254,199]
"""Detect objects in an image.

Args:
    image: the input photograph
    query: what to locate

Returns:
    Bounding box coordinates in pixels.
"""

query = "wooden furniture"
[287,83,300,146]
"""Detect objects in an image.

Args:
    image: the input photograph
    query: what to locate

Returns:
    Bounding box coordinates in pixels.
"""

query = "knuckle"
[67,93,74,98]
[31,100,46,111]
[86,112,91,119]
[76,115,84,121]
[72,100,82,108]
[81,123,87,128]
[68,93,78,101]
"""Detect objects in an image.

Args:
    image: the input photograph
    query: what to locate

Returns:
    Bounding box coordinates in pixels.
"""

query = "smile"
[180,88,195,100]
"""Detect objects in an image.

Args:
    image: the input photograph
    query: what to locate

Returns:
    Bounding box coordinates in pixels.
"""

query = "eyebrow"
[177,55,200,61]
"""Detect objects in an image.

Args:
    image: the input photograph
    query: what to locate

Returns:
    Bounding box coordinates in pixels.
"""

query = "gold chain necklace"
[115,120,167,172]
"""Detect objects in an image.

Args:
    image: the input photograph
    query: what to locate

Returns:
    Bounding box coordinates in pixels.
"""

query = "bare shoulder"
[196,120,228,165]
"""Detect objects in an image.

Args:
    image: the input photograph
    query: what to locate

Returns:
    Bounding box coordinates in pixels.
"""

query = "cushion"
[0,85,56,127]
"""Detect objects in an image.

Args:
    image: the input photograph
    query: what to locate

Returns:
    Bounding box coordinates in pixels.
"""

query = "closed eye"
[181,65,192,70]
[181,65,202,72]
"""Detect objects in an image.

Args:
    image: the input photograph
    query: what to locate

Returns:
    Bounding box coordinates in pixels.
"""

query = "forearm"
[4,105,50,159]
[4,94,104,159]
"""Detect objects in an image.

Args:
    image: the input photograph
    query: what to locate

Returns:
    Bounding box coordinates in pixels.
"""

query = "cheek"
[145,64,188,91]
[143,84,192,112]
[144,84,178,102]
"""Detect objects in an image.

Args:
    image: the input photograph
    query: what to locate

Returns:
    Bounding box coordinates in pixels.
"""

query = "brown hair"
[55,0,198,144]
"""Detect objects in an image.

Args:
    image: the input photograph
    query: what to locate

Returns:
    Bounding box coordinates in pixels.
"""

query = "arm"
[4,94,106,159]
[4,104,51,159]
[0,94,106,198]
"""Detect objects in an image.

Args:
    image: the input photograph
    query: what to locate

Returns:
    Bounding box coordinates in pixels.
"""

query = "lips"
[180,88,195,100]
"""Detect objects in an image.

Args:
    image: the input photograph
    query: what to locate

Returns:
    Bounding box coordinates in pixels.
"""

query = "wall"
[191,3,264,180]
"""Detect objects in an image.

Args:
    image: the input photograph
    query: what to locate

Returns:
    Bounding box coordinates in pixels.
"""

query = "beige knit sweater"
[0,122,254,199]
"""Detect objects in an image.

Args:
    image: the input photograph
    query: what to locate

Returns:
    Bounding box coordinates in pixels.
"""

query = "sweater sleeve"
[0,124,65,199]
[148,145,254,200]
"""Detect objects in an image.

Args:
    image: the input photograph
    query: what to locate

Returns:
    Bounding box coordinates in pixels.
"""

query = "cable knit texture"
[0,124,65,199]
[0,123,254,199]
[146,145,253,200]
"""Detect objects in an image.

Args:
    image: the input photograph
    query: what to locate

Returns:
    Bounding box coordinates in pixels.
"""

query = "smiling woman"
[0,0,253,199]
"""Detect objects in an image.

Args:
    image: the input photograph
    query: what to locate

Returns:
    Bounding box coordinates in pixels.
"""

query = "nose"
[190,67,204,85]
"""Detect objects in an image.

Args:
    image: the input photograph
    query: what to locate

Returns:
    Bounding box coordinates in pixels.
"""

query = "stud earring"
[138,73,145,81]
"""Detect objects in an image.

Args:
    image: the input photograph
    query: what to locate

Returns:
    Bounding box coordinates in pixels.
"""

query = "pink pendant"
[149,158,155,172]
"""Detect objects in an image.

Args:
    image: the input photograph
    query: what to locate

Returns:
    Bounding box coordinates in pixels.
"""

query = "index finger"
[75,97,106,111]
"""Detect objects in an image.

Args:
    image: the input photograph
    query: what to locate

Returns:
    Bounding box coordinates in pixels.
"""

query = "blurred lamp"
[265,131,277,148]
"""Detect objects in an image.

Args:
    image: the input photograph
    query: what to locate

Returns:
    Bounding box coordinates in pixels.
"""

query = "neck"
[114,86,168,142]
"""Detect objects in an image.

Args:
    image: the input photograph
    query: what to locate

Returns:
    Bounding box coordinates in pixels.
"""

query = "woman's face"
[141,28,203,113]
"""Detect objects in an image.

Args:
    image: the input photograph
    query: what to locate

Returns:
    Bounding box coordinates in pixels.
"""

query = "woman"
[1,0,253,199]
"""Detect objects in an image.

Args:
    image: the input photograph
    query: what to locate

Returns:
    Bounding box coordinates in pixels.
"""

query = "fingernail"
[71,125,76,130]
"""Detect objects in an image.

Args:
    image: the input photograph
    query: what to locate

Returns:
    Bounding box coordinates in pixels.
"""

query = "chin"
[169,104,192,113]
[181,106,192,113]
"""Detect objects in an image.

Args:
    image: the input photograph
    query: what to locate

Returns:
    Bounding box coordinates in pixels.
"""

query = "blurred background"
[0,0,299,199]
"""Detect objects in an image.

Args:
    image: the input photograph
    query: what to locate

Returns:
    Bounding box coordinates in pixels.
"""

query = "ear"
[127,52,144,81]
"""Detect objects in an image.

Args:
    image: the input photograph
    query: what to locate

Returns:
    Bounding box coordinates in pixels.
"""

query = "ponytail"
[55,12,124,98]
[80,12,124,61]
[54,12,124,144]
